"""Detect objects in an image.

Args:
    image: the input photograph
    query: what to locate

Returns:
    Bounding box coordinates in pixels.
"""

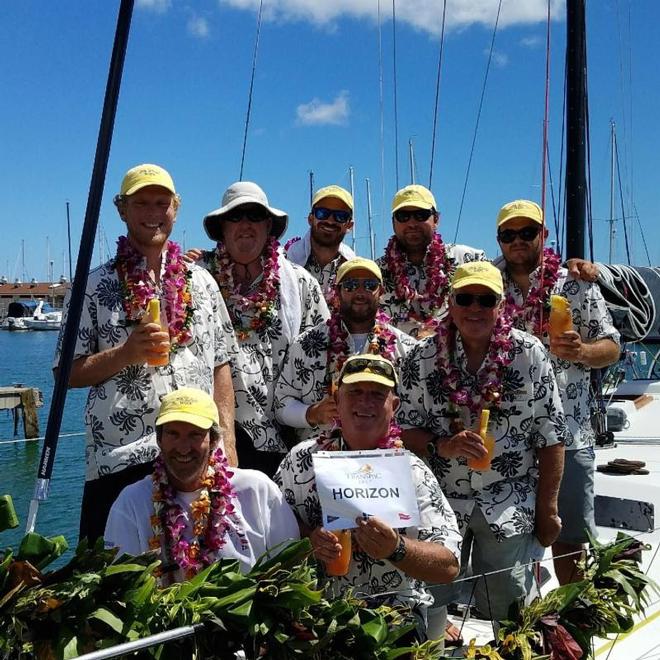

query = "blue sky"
[1,0,657,283]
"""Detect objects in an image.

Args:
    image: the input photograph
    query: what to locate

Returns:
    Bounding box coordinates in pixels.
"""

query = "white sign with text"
[313,449,420,531]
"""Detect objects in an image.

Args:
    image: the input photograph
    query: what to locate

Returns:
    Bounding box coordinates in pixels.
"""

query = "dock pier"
[0,386,42,439]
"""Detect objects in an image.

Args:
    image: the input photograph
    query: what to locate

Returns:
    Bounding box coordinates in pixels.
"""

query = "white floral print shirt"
[501,266,620,450]
[398,328,570,539]
[54,260,235,481]
[377,241,486,337]
[198,252,330,454]
[274,435,462,610]
[274,319,417,442]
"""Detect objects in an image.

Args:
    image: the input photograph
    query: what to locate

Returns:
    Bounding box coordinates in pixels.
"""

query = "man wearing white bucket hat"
[196,181,330,477]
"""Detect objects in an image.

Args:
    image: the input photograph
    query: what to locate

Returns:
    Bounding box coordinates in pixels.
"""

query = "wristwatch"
[426,435,439,458]
[386,533,407,563]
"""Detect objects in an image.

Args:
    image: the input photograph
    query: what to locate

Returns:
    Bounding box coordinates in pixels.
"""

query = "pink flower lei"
[114,236,194,351]
[435,313,514,416]
[504,247,561,337]
[150,447,238,580]
[209,236,281,341]
[326,309,398,390]
[383,233,453,323]
[317,419,403,450]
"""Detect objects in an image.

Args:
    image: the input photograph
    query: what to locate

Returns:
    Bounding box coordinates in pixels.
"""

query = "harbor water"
[0,330,87,559]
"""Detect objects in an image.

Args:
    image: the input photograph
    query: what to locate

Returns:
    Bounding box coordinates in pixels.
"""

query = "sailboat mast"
[408,138,416,185]
[609,121,617,262]
[565,0,587,260]
[365,177,375,259]
[349,166,356,250]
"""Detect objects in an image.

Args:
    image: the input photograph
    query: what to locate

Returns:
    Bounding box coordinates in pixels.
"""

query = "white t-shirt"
[105,468,300,577]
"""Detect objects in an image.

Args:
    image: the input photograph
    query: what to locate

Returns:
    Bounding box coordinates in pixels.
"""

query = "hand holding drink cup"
[310,527,352,576]
[144,299,171,366]
[467,409,495,471]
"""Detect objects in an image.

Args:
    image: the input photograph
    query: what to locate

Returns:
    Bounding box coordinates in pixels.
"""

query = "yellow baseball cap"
[312,185,354,211]
[338,354,398,389]
[120,163,176,197]
[451,261,503,296]
[156,387,219,430]
[336,257,382,284]
[496,199,543,227]
[392,184,436,213]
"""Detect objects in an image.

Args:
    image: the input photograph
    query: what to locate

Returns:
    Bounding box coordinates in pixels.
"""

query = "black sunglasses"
[453,293,500,309]
[341,357,396,380]
[339,278,381,293]
[497,225,541,244]
[393,208,434,223]
[312,207,352,224]
[225,209,271,223]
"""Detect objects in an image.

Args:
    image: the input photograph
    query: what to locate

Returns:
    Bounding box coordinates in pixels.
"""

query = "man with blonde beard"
[274,257,416,442]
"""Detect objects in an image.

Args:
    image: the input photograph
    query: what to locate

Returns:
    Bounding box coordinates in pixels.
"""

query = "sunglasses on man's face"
[452,293,500,309]
[225,209,271,223]
[497,225,541,244]
[341,357,396,381]
[339,277,381,293]
[312,207,352,224]
[393,209,434,223]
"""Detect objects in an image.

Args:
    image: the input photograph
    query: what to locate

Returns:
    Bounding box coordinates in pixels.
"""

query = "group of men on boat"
[55,162,620,646]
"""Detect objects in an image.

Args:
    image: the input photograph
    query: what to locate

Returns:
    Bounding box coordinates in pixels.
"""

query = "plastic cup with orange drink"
[325,529,352,576]
[467,409,495,471]
[548,294,573,340]
[145,299,170,367]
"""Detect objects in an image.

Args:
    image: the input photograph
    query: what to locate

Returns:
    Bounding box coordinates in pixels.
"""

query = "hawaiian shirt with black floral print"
[398,328,570,539]
[377,242,486,337]
[54,260,236,481]
[274,435,462,610]
[273,319,417,443]
[197,254,330,454]
[501,266,620,451]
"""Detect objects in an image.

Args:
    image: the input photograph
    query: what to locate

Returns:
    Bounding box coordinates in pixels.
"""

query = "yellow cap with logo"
[120,163,176,197]
[338,354,398,389]
[312,185,354,211]
[392,184,436,213]
[496,199,543,227]
[336,257,383,284]
[156,387,219,430]
[451,261,503,296]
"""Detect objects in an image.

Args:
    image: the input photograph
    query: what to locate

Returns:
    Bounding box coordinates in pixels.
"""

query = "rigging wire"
[239,0,264,181]
[632,203,652,266]
[392,0,400,190]
[453,0,503,242]
[377,0,387,244]
[537,0,552,331]
[428,0,448,190]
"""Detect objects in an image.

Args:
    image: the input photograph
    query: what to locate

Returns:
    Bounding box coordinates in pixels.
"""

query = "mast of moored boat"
[565,0,587,260]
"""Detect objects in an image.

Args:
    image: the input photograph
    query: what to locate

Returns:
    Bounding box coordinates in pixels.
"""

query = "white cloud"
[188,15,211,38]
[487,49,509,67]
[219,0,565,37]
[296,91,350,126]
[136,0,171,13]
[520,35,543,47]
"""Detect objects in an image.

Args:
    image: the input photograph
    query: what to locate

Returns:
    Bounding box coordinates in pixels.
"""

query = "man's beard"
[340,298,378,326]
[311,223,345,249]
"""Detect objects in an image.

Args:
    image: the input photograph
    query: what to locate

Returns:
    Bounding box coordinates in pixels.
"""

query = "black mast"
[565,0,587,259]
[26,0,135,533]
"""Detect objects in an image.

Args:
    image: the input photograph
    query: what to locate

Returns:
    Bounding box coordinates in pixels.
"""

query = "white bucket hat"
[203,181,288,241]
